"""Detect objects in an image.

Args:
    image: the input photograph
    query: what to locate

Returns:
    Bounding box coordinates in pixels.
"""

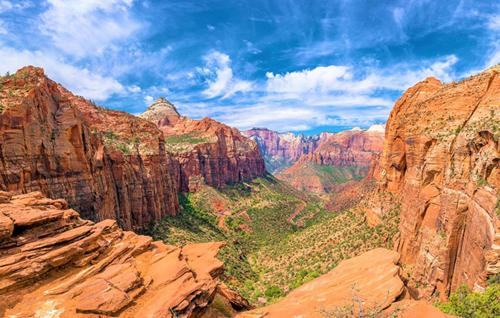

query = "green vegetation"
[436,281,500,318]
[164,132,211,153]
[147,176,400,305]
[313,164,366,183]
[101,130,136,155]
[279,162,368,192]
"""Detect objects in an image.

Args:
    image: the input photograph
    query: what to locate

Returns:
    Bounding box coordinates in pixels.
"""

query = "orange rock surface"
[0,67,179,230]
[238,248,452,318]
[278,128,384,193]
[141,99,266,192]
[0,67,266,229]
[243,128,323,172]
[0,191,246,317]
[238,248,412,317]
[377,67,500,298]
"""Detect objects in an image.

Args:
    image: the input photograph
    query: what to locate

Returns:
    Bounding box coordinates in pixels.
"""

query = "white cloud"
[0,46,125,100]
[0,0,32,12]
[265,55,458,97]
[266,66,351,94]
[39,0,140,58]
[207,24,215,31]
[144,95,154,104]
[488,15,500,30]
[127,85,142,93]
[200,51,253,99]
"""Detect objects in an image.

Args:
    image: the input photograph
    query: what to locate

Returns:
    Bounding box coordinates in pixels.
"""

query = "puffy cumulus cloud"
[0,46,125,100]
[266,66,351,94]
[265,55,458,97]
[40,0,140,58]
[204,55,458,132]
[200,51,253,99]
[144,95,154,104]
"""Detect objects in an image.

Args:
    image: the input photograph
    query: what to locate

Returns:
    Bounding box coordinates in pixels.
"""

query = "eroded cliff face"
[243,128,323,173]
[277,128,384,193]
[0,191,247,317]
[0,67,179,230]
[299,128,385,167]
[141,99,266,192]
[377,68,500,298]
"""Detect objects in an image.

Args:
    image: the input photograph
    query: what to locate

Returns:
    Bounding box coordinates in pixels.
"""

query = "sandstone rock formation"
[142,99,266,192]
[243,128,324,173]
[278,128,384,193]
[0,67,265,229]
[0,191,247,317]
[377,67,500,298]
[0,67,179,230]
[238,248,450,318]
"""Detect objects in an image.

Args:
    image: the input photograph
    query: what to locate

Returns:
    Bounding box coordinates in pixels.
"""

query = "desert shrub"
[436,284,500,318]
[264,285,283,299]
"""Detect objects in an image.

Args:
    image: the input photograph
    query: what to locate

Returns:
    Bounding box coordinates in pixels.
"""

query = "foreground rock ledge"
[238,248,451,318]
[0,191,247,317]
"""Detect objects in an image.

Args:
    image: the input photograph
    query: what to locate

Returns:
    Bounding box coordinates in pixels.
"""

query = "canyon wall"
[377,67,499,298]
[0,67,179,230]
[141,99,266,192]
[243,128,324,172]
[298,127,385,167]
[0,67,266,229]
[277,128,385,193]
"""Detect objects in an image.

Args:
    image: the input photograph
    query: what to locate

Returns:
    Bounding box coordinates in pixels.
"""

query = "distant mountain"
[242,128,324,173]
[278,127,384,193]
[244,126,385,193]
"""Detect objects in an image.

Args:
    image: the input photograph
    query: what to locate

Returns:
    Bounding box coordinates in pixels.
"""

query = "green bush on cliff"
[436,283,500,318]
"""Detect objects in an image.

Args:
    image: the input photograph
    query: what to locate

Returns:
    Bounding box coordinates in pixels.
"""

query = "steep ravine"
[0,67,265,230]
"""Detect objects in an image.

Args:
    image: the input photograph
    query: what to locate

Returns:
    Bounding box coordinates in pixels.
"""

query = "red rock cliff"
[299,127,385,167]
[243,128,323,172]
[378,67,500,298]
[141,99,266,192]
[0,191,247,317]
[277,128,384,193]
[0,67,179,230]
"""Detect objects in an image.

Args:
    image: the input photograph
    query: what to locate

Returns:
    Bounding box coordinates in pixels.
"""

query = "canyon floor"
[146,175,400,306]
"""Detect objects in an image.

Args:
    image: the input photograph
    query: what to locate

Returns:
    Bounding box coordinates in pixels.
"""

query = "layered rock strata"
[0,67,179,230]
[141,99,266,192]
[277,128,384,193]
[377,67,500,298]
[0,191,246,317]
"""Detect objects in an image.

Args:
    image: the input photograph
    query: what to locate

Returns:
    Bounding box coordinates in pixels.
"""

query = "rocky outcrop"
[0,67,179,230]
[377,67,500,298]
[243,128,324,173]
[139,97,181,127]
[299,128,384,167]
[238,248,450,318]
[277,128,384,193]
[0,191,247,317]
[142,99,266,192]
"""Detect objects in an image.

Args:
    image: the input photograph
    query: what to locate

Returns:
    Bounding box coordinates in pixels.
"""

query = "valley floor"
[146,175,400,307]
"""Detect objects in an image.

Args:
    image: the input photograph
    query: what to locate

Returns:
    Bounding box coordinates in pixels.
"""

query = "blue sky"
[0,0,498,134]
